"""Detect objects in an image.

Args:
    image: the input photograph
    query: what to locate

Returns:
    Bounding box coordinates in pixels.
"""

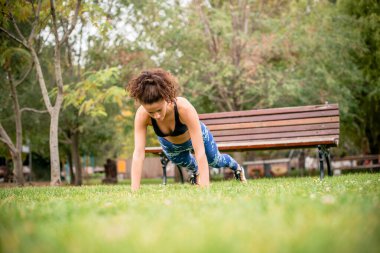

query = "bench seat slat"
[207,116,339,131]
[211,123,339,137]
[213,129,339,142]
[217,136,339,150]
[217,135,339,145]
[145,147,164,153]
[199,104,338,120]
[202,110,339,125]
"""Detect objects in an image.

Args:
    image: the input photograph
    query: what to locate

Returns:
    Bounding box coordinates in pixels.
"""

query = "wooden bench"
[145,103,340,183]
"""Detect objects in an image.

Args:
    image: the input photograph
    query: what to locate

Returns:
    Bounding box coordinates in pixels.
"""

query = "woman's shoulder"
[135,105,151,125]
[176,97,192,108]
[176,97,196,116]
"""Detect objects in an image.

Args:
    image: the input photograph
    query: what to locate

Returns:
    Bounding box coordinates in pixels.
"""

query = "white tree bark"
[50,110,61,185]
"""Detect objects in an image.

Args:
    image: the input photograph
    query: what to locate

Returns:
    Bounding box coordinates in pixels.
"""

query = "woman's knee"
[207,152,222,168]
[168,153,195,168]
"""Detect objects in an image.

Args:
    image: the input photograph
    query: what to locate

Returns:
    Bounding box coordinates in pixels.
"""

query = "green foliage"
[0,47,31,72]
[63,67,125,118]
[335,0,380,154]
[0,174,379,253]
[61,66,132,160]
[82,0,114,38]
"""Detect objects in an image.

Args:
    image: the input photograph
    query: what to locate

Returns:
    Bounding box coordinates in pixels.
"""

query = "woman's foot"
[234,165,247,183]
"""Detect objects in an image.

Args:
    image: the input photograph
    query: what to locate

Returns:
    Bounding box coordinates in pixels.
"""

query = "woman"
[127,68,246,190]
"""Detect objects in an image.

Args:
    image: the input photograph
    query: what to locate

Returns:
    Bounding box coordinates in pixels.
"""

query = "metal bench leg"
[160,153,169,185]
[318,145,325,180]
[177,166,184,184]
[324,148,333,177]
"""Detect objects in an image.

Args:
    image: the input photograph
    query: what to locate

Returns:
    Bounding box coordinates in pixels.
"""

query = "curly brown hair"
[126,68,178,104]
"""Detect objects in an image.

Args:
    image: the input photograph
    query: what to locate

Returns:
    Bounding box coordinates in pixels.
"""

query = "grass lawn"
[0,173,379,253]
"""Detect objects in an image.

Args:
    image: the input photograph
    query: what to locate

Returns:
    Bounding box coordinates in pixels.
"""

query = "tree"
[58,0,138,183]
[62,67,129,172]
[0,0,82,185]
[0,46,33,185]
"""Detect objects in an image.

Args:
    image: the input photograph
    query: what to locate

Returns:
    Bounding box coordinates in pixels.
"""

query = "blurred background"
[0,0,379,185]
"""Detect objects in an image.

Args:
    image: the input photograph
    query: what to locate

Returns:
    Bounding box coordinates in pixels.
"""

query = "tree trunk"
[11,152,24,185]
[50,110,61,185]
[49,8,67,185]
[28,32,64,186]
[67,148,75,185]
[8,70,25,185]
[365,112,380,157]
[28,47,61,185]
[0,125,24,185]
[71,130,82,185]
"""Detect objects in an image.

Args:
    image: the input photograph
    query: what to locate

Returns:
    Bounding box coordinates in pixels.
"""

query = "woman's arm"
[178,98,210,187]
[131,107,148,191]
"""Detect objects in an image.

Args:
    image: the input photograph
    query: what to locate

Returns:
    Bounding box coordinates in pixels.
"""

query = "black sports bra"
[151,102,188,137]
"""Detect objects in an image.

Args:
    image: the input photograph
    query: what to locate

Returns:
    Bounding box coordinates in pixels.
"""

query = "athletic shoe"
[190,171,199,185]
[234,166,247,183]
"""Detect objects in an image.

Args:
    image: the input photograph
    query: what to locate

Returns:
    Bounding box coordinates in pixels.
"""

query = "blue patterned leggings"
[158,122,239,172]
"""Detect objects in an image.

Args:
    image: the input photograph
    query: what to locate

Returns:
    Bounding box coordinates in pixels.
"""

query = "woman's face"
[142,100,168,121]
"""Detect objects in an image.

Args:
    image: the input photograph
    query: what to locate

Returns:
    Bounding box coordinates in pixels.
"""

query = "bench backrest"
[146,103,340,153]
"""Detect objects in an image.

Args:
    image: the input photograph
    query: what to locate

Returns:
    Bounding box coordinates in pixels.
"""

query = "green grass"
[1,174,379,253]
